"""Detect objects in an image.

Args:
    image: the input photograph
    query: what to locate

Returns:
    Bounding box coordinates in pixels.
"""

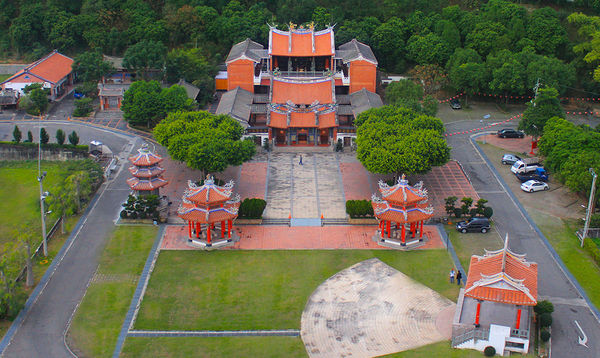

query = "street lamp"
[581,168,598,248]
[38,173,49,257]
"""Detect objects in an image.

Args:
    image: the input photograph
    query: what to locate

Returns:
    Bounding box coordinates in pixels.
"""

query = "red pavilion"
[127,145,168,196]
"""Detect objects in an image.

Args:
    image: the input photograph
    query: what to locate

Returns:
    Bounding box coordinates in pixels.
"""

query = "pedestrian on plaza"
[299,155,303,165]
[456,270,462,286]
[449,268,455,284]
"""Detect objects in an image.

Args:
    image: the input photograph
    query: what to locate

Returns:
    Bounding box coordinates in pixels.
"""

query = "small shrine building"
[127,145,168,196]
[371,175,434,247]
[177,175,240,248]
[452,235,538,355]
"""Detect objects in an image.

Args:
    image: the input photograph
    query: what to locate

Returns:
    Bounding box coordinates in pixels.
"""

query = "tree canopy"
[355,106,450,177]
[72,51,114,83]
[519,87,564,137]
[154,111,256,176]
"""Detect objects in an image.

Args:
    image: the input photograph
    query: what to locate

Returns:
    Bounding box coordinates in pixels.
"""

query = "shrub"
[12,126,21,143]
[68,131,80,146]
[483,206,494,218]
[120,210,128,219]
[40,128,49,144]
[26,130,33,143]
[239,198,267,219]
[539,312,553,327]
[540,329,551,342]
[345,200,373,218]
[75,81,99,98]
[483,346,496,356]
[460,197,473,216]
[445,196,457,216]
[55,129,65,145]
[534,300,555,315]
[453,207,462,218]
[476,198,488,216]
[73,98,94,117]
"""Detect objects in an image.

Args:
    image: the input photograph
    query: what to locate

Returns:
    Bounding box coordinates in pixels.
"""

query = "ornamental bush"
[534,300,554,315]
[345,200,373,218]
[239,198,267,219]
[483,206,494,218]
[40,128,49,144]
[483,346,496,356]
[541,329,551,342]
[539,312,553,327]
[12,126,21,143]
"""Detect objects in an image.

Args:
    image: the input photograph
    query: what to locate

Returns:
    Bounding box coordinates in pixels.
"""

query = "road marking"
[538,296,588,307]
[465,161,487,164]
[477,191,505,194]
[574,320,589,347]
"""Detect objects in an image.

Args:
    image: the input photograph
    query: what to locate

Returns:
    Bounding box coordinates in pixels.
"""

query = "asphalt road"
[0,120,141,357]
[445,119,600,357]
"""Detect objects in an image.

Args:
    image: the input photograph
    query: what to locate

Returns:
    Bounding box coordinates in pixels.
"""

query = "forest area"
[3,0,600,99]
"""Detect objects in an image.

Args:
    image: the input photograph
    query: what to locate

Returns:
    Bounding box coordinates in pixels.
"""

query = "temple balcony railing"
[333,71,350,85]
[271,70,334,80]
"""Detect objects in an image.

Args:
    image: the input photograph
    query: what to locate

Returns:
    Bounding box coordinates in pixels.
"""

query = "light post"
[582,168,598,247]
[38,173,48,257]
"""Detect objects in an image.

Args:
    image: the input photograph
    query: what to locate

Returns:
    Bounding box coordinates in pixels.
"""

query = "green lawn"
[67,226,158,358]
[135,249,460,331]
[121,336,307,358]
[445,224,503,272]
[0,160,66,243]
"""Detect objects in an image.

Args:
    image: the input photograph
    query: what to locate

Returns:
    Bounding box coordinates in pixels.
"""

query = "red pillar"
[228,219,232,238]
[475,301,481,326]
[386,220,391,238]
[515,308,522,330]
[420,220,424,238]
[410,222,415,238]
[207,224,211,244]
[221,220,225,238]
[196,222,200,238]
[380,221,385,238]
[401,224,406,244]
[188,221,192,238]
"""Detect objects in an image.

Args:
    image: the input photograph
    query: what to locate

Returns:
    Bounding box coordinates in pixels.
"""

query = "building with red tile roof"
[177,175,240,248]
[216,24,383,147]
[1,50,74,100]
[126,145,168,196]
[452,235,538,355]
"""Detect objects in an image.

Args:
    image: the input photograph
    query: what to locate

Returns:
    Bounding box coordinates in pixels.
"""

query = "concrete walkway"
[301,258,455,357]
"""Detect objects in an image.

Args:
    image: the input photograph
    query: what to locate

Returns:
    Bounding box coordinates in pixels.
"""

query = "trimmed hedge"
[483,346,496,356]
[238,198,266,219]
[0,141,89,151]
[345,200,374,218]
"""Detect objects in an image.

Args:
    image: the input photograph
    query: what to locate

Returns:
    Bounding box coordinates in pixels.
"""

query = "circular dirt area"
[301,258,455,357]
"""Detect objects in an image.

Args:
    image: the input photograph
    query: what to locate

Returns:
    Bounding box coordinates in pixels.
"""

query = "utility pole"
[582,168,598,248]
[532,78,540,107]
[38,115,48,257]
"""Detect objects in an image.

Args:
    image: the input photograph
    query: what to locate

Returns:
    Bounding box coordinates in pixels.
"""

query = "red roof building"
[371,175,434,247]
[1,50,74,100]
[126,145,168,196]
[177,175,240,247]
[217,24,383,147]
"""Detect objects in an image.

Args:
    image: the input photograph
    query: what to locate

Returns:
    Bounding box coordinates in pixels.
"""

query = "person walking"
[449,268,455,284]
[299,155,303,165]
[456,270,462,286]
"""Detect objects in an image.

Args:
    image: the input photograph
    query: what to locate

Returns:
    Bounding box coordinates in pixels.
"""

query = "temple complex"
[452,235,538,355]
[371,175,434,247]
[216,24,383,147]
[127,145,168,196]
[177,175,240,248]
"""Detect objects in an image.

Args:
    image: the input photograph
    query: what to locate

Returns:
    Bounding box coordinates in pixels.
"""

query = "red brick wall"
[227,59,255,92]
[349,60,376,93]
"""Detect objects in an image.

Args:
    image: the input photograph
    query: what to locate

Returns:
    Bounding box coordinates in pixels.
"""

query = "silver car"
[502,154,521,165]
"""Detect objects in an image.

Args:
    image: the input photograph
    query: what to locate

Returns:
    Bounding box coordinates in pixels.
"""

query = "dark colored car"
[450,98,461,109]
[456,217,491,233]
[497,128,525,138]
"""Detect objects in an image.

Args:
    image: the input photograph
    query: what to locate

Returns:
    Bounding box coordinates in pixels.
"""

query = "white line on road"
[575,320,589,347]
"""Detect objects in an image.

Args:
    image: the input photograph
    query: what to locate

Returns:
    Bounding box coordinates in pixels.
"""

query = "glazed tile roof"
[129,146,163,166]
[269,27,335,57]
[272,77,333,105]
[226,38,265,63]
[127,177,168,191]
[177,200,240,223]
[372,201,434,224]
[337,39,378,64]
[216,87,253,127]
[129,165,165,178]
[350,88,383,117]
[269,112,287,128]
[318,112,336,128]
[464,237,538,306]
[2,50,74,85]
[181,177,235,206]
[378,177,429,206]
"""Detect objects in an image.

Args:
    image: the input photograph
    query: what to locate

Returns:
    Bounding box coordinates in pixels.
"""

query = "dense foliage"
[238,198,267,219]
[519,87,565,137]
[154,111,256,176]
[120,195,161,220]
[1,0,599,95]
[345,200,374,218]
[355,106,450,177]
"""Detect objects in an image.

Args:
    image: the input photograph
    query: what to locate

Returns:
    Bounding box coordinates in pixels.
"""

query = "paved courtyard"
[301,258,455,357]
[160,224,445,250]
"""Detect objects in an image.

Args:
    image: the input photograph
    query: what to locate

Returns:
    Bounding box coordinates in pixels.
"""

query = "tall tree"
[29,89,48,115]
[72,51,114,83]
[12,126,21,143]
[47,182,76,234]
[123,40,166,80]
[519,87,564,137]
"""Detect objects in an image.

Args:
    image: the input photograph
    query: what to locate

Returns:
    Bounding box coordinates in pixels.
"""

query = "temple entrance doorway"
[297,129,308,144]
[319,129,329,145]
[275,129,286,145]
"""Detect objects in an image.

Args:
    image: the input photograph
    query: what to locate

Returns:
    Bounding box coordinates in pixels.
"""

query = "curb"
[470,133,600,322]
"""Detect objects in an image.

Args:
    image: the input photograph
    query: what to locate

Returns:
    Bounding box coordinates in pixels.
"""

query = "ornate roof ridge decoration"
[268,102,337,115]
[272,76,333,84]
[269,24,334,36]
[465,272,536,304]
[183,175,234,204]
[377,175,428,203]
[129,143,163,166]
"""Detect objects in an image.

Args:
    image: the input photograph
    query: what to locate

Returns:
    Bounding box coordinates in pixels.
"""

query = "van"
[456,217,491,233]
[510,157,542,174]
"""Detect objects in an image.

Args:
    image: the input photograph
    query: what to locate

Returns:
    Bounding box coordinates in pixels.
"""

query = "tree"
[123,40,167,80]
[72,51,114,83]
[55,129,65,145]
[568,12,600,82]
[12,126,21,143]
[154,111,256,177]
[29,88,48,115]
[410,64,448,95]
[528,7,568,57]
[355,106,450,179]
[465,21,509,58]
[40,128,49,144]
[68,131,79,146]
[449,62,486,105]
[406,33,451,65]
[27,131,33,143]
[67,171,92,213]
[372,18,406,72]
[47,182,76,234]
[165,48,216,105]
[73,98,94,117]
[385,79,423,106]
[519,87,564,137]
[13,224,36,287]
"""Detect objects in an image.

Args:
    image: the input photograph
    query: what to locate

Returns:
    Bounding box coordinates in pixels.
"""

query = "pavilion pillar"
[475,301,481,327]
[196,222,200,239]
[515,308,522,330]
[411,222,416,238]
[221,220,225,238]
[387,220,391,238]
[420,220,424,238]
[207,224,211,244]
[401,224,406,245]
[228,219,232,238]
[380,221,384,238]
[188,221,191,238]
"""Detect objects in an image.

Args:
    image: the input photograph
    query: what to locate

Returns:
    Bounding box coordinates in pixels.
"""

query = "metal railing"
[510,328,529,339]
[451,327,490,347]
[272,70,331,78]
[577,227,600,239]
[15,217,62,282]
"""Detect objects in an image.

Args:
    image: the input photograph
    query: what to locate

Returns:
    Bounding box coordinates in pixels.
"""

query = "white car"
[521,180,549,193]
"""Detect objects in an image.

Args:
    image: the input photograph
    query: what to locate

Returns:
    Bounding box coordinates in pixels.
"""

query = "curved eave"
[128,166,165,178]
[127,177,168,191]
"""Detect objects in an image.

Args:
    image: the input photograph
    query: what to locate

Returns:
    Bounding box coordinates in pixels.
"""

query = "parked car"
[515,168,548,182]
[73,91,85,99]
[520,180,549,193]
[502,154,521,165]
[511,157,543,174]
[497,128,525,138]
[450,98,461,109]
[456,217,491,233]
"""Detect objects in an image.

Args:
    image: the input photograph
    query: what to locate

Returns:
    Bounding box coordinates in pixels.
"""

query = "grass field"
[67,226,158,358]
[0,160,66,243]
[134,249,460,331]
[445,224,503,272]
